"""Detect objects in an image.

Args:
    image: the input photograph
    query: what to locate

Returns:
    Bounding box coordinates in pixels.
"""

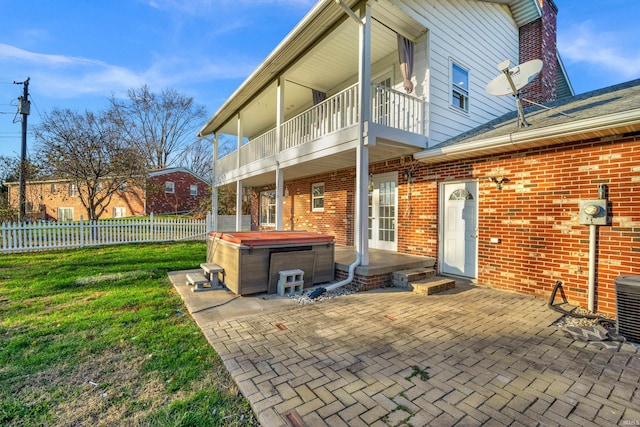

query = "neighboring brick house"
[5,167,210,221]
[198,1,639,317]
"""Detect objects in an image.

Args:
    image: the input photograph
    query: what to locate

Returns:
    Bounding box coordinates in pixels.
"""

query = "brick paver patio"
[173,277,640,426]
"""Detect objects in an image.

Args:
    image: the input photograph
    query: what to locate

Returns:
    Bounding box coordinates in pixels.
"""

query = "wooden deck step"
[410,277,456,296]
[391,267,436,289]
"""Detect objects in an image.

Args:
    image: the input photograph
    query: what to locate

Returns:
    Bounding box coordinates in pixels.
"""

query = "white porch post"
[276,162,283,230]
[236,180,243,231]
[236,113,243,231]
[210,134,219,231]
[276,77,284,153]
[355,3,371,266]
[275,78,285,231]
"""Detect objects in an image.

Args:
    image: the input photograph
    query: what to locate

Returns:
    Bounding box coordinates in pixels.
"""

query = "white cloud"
[558,22,640,80]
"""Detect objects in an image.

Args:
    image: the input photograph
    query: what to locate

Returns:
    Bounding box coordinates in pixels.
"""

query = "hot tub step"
[187,272,221,292]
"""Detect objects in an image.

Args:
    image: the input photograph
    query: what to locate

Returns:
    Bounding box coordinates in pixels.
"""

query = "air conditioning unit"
[615,276,640,343]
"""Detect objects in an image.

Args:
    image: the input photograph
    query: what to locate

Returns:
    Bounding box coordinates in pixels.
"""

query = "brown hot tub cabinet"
[206,231,335,295]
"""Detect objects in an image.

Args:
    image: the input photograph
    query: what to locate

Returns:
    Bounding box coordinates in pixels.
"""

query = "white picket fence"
[0,214,251,253]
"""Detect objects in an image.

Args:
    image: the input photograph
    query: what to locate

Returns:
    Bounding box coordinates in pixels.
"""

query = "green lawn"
[0,242,257,426]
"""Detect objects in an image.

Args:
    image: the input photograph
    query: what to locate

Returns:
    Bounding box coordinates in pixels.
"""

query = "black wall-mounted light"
[489,176,510,190]
[402,170,413,181]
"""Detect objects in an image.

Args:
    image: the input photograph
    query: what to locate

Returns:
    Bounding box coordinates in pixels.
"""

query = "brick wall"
[147,171,210,215]
[248,134,640,317]
[7,181,145,221]
[519,0,559,104]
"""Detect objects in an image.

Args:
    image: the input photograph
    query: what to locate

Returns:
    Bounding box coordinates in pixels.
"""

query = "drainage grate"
[615,276,640,343]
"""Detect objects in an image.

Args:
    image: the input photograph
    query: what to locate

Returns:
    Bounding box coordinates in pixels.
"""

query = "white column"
[210,134,219,231]
[236,180,243,232]
[276,78,284,153]
[355,3,371,266]
[276,162,283,230]
[236,112,242,168]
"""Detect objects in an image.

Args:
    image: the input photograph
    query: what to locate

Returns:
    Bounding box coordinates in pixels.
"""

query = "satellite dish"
[486,59,543,96]
[486,59,543,128]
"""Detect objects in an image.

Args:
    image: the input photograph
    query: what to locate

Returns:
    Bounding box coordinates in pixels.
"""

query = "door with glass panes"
[368,172,398,251]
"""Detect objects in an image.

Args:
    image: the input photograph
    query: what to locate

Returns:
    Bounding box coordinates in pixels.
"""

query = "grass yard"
[0,242,257,426]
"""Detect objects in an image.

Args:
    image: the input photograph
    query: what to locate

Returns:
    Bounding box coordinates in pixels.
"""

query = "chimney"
[519,0,558,104]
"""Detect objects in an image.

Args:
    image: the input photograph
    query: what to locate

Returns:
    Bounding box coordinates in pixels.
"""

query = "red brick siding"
[519,0,559,104]
[147,171,210,215]
[248,135,640,317]
[7,181,145,221]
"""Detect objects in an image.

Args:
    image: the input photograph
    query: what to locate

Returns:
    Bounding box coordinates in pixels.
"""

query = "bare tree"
[34,108,146,220]
[109,86,207,169]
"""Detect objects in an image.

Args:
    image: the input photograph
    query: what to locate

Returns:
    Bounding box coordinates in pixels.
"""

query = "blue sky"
[1,0,639,158]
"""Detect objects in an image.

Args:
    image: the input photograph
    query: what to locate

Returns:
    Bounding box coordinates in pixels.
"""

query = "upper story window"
[451,61,469,112]
[51,183,57,194]
[165,181,175,194]
[190,184,198,196]
[69,184,78,197]
[312,182,325,212]
[260,190,276,226]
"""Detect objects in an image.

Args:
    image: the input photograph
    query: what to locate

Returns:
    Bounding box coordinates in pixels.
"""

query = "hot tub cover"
[210,231,335,247]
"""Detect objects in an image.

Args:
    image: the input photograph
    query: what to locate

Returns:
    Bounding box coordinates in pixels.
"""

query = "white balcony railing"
[282,83,359,151]
[215,82,425,177]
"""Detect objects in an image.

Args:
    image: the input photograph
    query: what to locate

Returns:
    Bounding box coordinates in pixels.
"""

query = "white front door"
[441,181,478,278]
[368,172,397,251]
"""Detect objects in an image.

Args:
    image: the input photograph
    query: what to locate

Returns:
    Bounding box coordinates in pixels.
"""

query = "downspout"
[307,0,364,298]
[588,223,596,312]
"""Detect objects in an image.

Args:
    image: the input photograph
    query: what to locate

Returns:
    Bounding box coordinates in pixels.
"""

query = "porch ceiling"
[202,0,426,139]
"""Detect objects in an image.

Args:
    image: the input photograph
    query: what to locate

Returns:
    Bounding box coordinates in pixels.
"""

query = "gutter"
[414,108,640,164]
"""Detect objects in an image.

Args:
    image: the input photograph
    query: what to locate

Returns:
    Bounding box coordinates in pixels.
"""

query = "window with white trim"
[165,181,175,194]
[451,60,469,112]
[312,182,325,212]
[69,184,78,197]
[113,207,126,218]
[58,207,74,222]
[260,190,276,226]
[190,184,198,196]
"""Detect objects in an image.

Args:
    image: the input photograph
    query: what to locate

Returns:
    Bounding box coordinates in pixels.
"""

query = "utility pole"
[14,77,30,222]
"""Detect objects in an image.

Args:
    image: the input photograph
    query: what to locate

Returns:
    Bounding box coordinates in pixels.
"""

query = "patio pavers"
[169,273,640,426]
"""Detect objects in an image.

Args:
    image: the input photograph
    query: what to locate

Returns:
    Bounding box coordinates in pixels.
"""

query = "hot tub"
[206,231,335,295]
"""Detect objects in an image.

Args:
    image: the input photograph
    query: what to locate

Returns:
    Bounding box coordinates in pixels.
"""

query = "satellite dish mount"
[486,59,543,129]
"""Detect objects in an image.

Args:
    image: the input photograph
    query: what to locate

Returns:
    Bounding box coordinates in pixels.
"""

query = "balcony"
[215,82,427,186]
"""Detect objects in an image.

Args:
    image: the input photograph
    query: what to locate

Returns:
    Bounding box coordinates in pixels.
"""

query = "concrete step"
[187,272,222,292]
[391,267,436,289]
[411,277,456,296]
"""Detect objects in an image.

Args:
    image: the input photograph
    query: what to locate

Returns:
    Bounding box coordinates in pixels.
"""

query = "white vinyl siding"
[394,0,520,147]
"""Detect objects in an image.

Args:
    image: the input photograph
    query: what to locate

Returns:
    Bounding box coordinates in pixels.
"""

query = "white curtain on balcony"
[397,34,414,93]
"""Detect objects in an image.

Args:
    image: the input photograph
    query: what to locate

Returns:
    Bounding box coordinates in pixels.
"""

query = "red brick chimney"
[519,0,558,104]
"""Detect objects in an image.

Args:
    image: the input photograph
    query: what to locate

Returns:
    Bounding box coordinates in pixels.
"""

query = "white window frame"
[51,183,57,194]
[260,190,276,226]
[165,181,175,194]
[312,182,325,212]
[69,184,78,197]
[190,184,198,196]
[450,59,470,113]
[113,207,126,218]
[58,207,74,222]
